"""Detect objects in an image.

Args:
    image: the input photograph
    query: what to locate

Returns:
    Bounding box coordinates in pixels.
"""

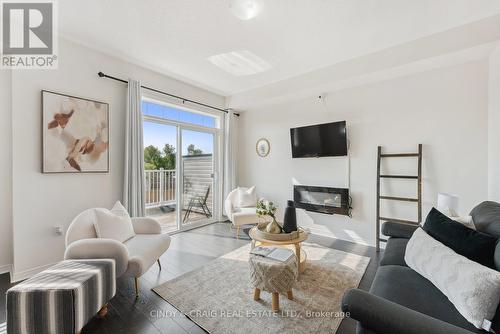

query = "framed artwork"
[42,90,109,173]
[256,138,270,157]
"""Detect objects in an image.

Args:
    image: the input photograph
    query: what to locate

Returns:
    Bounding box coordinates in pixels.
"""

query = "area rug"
[153,243,370,334]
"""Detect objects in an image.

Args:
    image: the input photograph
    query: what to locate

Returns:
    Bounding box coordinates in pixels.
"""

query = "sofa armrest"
[341,289,475,334]
[381,222,419,239]
[64,238,129,277]
[131,217,162,234]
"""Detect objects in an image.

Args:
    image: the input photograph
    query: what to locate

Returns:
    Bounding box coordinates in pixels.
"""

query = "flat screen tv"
[290,121,347,158]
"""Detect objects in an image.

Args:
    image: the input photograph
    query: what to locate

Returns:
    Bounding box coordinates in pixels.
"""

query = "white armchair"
[64,209,171,296]
[225,188,271,238]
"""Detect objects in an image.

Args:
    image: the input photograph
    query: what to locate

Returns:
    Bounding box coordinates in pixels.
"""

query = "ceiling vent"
[208,50,271,76]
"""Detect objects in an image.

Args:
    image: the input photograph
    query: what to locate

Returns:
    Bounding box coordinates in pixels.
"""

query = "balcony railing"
[145,169,176,208]
[145,155,213,212]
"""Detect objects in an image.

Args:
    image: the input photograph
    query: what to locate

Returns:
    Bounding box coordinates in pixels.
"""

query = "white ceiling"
[59,0,500,96]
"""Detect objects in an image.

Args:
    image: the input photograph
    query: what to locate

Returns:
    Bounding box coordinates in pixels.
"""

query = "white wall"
[238,61,488,246]
[1,38,493,277]
[488,44,500,201]
[7,38,224,280]
[0,69,13,273]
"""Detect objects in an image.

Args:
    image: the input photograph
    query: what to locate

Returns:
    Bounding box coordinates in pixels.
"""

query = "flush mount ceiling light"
[230,0,261,20]
[208,50,272,76]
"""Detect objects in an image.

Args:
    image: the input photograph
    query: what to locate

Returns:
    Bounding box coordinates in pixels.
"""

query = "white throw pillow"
[111,201,131,220]
[238,186,257,208]
[405,228,500,330]
[93,202,135,243]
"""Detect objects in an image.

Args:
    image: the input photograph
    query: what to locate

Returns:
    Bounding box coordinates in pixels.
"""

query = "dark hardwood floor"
[0,222,381,334]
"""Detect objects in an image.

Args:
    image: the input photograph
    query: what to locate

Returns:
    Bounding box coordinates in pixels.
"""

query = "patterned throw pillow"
[405,228,500,330]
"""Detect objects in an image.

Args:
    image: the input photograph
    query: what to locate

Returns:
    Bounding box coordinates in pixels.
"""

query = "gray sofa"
[342,201,500,334]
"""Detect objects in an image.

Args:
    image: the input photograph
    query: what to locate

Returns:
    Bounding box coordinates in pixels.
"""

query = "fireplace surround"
[293,185,350,216]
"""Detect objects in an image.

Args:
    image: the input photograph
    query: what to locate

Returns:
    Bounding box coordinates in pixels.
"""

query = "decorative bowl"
[255,222,301,241]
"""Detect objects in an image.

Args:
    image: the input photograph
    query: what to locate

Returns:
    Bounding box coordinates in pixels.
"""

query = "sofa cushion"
[470,201,500,238]
[496,244,500,272]
[469,201,500,271]
[232,207,259,226]
[356,324,377,334]
[381,222,418,239]
[370,265,482,333]
[423,207,497,269]
[123,233,171,277]
[379,238,408,267]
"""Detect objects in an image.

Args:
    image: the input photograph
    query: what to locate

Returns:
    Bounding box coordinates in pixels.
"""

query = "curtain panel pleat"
[223,111,238,213]
[123,79,146,217]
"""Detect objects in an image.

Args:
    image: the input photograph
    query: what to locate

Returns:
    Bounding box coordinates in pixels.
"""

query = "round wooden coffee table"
[248,226,309,278]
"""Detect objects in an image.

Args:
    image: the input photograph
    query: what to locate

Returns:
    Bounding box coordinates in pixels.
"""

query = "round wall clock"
[256,138,270,157]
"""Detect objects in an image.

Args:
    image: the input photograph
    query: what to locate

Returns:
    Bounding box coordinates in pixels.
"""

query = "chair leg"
[97,304,108,318]
[183,200,194,223]
[134,277,139,297]
[199,200,209,217]
[157,259,162,271]
[236,226,240,239]
[183,203,189,223]
[203,203,212,217]
[198,200,210,217]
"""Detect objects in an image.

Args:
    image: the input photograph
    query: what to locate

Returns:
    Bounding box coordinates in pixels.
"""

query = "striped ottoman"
[7,259,116,334]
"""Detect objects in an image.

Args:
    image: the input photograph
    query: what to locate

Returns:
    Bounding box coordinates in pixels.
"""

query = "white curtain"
[223,111,238,203]
[123,79,145,217]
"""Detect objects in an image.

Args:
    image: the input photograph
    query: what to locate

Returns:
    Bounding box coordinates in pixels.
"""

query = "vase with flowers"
[256,200,282,234]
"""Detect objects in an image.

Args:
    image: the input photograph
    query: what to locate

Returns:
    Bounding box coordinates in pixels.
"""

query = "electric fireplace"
[293,185,350,216]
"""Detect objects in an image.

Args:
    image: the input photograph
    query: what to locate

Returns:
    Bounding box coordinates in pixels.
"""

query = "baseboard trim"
[0,264,12,276]
[11,262,58,283]
[308,229,374,247]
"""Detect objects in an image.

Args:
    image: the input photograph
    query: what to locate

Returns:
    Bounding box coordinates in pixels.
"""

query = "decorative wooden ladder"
[376,144,422,252]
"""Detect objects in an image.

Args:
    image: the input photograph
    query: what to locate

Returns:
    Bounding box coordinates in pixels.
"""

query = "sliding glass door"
[181,129,215,227]
[142,98,220,233]
[143,121,178,233]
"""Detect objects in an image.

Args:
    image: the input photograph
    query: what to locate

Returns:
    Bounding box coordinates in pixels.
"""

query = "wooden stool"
[253,288,294,312]
[248,251,298,312]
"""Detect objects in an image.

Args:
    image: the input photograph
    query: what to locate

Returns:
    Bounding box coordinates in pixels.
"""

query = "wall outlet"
[54,226,63,236]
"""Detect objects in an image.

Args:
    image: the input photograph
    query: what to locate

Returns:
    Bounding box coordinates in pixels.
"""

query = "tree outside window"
[144,143,204,170]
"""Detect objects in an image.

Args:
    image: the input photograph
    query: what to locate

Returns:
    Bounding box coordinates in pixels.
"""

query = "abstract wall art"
[42,90,109,173]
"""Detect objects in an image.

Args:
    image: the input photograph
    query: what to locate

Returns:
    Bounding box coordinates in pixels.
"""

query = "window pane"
[181,129,214,156]
[142,100,217,128]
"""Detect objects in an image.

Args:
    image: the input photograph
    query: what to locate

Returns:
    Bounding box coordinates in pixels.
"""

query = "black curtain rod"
[97,71,239,116]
